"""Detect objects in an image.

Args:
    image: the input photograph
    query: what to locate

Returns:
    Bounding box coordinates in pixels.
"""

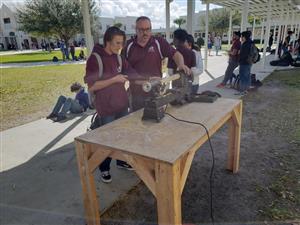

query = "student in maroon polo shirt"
[123,16,191,111]
[84,27,138,183]
[167,29,196,92]
[216,31,241,88]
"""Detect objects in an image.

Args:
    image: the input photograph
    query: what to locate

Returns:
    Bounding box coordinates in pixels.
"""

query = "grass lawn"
[0,64,86,130]
[0,48,87,64]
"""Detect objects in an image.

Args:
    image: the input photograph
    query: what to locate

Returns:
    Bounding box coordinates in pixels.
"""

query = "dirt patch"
[101,69,300,224]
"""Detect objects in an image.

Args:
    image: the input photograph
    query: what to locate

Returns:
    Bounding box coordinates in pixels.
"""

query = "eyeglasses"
[137,27,151,33]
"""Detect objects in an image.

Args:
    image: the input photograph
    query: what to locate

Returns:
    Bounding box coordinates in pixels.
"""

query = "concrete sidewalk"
[0,52,292,225]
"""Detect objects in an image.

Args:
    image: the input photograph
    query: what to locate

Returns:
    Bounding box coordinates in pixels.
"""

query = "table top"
[76,98,241,164]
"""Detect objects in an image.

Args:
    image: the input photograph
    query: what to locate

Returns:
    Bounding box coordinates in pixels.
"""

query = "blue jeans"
[239,64,252,92]
[51,95,83,117]
[222,59,239,85]
[99,108,129,172]
[192,84,199,94]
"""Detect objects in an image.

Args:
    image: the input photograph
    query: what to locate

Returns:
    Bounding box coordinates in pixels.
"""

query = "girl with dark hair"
[84,26,139,183]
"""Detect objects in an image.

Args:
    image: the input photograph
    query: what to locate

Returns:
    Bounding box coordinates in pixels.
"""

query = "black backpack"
[88,112,102,131]
[248,43,260,64]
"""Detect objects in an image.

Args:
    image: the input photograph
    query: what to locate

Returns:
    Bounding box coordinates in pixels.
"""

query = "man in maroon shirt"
[217,31,241,87]
[123,16,191,111]
[85,27,138,183]
[168,29,196,91]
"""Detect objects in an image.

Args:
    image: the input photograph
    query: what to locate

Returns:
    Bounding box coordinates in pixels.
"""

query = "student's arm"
[89,75,128,92]
[172,51,191,75]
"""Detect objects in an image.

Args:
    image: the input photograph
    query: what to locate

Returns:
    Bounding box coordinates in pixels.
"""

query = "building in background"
[0,3,42,50]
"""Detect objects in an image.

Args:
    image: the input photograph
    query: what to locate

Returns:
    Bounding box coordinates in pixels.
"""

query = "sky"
[1,0,221,29]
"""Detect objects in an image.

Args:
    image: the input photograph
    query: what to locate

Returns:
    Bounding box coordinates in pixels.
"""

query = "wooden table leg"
[227,102,242,173]
[75,141,101,225]
[155,160,182,225]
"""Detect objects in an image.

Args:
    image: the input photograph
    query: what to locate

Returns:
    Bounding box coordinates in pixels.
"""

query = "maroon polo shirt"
[123,36,176,96]
[84,44,138,117]
[167,45,196,71]
[230,39,241,62]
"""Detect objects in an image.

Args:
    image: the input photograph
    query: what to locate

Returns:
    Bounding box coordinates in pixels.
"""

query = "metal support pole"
[240,0,249,32]
[187,0,195,35]
[166,0,171,42]
[227,10,233,48]
[81,0,94,56]
[263,0,272,67]
[204,3,209,71]
[260,19,265,46]
[252,16,256,40]
[275,9,284,59]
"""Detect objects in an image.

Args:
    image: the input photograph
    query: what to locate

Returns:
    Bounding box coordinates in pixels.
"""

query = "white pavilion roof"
[202,0,300,18]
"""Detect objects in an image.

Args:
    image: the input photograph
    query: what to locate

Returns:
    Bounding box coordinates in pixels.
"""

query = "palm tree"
[173,18,186,28]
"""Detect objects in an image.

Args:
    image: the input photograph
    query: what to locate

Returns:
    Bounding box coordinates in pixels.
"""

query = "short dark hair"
[103,26,126,47]
[136,16,151,24]
[173,29,188,44]
[241,31,251,40]
[70,82,82,92]
[234,31,241,37]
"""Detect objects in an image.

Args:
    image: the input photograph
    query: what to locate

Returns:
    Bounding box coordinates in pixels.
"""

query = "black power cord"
[164,111,215,225]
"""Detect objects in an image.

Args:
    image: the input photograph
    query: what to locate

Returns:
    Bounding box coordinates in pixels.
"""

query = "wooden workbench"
[75,98,242,225]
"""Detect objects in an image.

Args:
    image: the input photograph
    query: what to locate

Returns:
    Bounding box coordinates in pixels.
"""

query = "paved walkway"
[0,52,294,225]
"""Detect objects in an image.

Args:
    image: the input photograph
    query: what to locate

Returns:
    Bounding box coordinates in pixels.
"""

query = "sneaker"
[46,113,57,119]
[117,162,134,171]
[216,83,225,88]
[101,171,112,183]
[234,91,248,96]
[55,115,67,122]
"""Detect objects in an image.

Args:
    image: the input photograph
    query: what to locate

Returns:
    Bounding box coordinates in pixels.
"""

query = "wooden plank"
[180,150,196,194]
[155,160,182,225]
[125,155,156,197]
[88,148,111,173]
[75,98,241,164]
[227,102,242,173]
[75,141,100,225]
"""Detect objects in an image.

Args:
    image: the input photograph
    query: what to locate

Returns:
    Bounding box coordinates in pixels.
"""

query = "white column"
[187,0,195,35]
[283,9,289,41]
[81,0,94,56]
[291,10,296,53]
[166,0,171,42]
[252,16,256,40]
[204,3,209,71]
[240,0,249,32]
[263,0,272,67]
[275,9,284,59]
[260,19,265,45]
[228,10,233,48]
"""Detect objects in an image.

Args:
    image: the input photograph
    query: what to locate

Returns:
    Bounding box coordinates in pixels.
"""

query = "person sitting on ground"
[78,49,86,60]
[217,31,241,88]
[46,82,90,121]
[167,29,196,92]
[185,34,203,93]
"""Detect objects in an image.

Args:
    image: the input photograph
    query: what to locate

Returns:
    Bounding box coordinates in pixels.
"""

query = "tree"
[17,0,99,45]
[201,8,240,36]
[173,18,186,28]
[114,23,123,29]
